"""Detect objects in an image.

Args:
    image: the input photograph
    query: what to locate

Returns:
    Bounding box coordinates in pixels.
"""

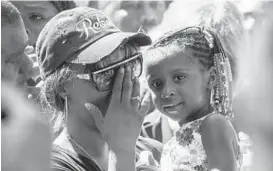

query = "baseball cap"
[36,7,151,80]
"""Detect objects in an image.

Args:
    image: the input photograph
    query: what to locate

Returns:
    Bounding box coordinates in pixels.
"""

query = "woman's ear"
[207,67,217,89]
[59,81,71,99]
[59,92,67,100]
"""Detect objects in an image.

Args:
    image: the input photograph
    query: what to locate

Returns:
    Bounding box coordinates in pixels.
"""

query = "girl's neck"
[179,104,213,126]
[64,102,109,170]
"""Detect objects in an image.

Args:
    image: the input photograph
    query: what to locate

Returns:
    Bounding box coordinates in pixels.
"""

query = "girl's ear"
[207,67,217,90]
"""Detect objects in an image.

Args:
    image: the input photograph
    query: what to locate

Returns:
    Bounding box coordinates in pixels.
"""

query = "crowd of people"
[1,1,273,171]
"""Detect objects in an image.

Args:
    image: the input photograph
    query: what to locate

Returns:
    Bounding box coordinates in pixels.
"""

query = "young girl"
[144,26,243,171]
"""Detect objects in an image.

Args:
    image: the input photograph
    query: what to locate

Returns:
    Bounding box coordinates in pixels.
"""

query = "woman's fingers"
[85,103,104,133]
[131,78,140,108]
[121,65,133,104]
[111,67,125,102]
[139,91,151,118]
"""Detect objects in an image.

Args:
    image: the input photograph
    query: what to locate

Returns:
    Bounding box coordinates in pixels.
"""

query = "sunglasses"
[65,53,143,92]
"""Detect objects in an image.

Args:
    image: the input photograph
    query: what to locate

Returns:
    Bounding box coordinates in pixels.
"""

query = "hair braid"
[149,26,214,69]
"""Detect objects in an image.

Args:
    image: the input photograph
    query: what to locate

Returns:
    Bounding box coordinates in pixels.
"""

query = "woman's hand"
[85,66,151,153]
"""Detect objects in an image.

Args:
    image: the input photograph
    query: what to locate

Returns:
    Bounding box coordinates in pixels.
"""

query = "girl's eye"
[174,74,186,81]
[150,79,163,89]
[29,14,45,21]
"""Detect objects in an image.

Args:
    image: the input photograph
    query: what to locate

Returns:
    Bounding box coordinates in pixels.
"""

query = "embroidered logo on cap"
[76,13,114,40]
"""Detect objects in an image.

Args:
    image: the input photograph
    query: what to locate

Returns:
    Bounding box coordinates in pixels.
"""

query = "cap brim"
[69,32,151,64]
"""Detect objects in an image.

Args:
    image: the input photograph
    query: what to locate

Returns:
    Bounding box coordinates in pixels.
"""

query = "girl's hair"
[148,27,214,69]
[147,26,233,117]
[151,1,243,79]
[195,1,244,80]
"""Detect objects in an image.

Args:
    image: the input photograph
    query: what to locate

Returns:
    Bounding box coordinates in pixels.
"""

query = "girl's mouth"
[163,102,184,114]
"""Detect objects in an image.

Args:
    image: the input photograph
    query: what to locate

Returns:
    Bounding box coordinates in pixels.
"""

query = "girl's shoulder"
[201,113,237,142]
[200,114,244,168]
[202,113,233,129]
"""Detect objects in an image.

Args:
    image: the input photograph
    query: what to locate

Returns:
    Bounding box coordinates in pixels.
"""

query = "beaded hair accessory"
[203,28,234,118]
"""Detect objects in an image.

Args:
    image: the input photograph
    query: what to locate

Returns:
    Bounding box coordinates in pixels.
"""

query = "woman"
[12,1,76,48]
[103,1,167,32]
[37,7,161,171]
[12,1,77,85]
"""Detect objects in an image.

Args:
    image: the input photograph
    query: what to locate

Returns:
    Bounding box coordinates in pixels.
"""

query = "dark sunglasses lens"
[93,69,116,91]
[93,56,142,91]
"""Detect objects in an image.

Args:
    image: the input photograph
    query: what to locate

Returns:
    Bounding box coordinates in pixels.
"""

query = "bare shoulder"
[200,114,236,141]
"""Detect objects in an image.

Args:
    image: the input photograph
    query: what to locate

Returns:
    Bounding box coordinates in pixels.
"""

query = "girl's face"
[12,1,59,47]
[145,49,211,123]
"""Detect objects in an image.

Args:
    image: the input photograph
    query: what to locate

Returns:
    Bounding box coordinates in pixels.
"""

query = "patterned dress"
[160,114,243,171]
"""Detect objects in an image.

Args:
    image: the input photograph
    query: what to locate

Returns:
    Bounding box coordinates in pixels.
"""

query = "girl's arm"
[201,114,238,171]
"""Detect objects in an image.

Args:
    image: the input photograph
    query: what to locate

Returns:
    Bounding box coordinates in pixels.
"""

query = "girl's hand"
[85,66,151,153]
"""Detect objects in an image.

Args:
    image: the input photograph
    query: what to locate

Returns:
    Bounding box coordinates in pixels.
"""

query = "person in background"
[12,1,77,85]
[37,7,162,171]
[1,0,36,97]
[1,1,51,171]
[103,1,167,32]
[74,1,98,8]
[12,1,76,49]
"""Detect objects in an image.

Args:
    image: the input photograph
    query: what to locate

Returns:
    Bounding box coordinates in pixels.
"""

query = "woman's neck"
[65,102,109,170]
